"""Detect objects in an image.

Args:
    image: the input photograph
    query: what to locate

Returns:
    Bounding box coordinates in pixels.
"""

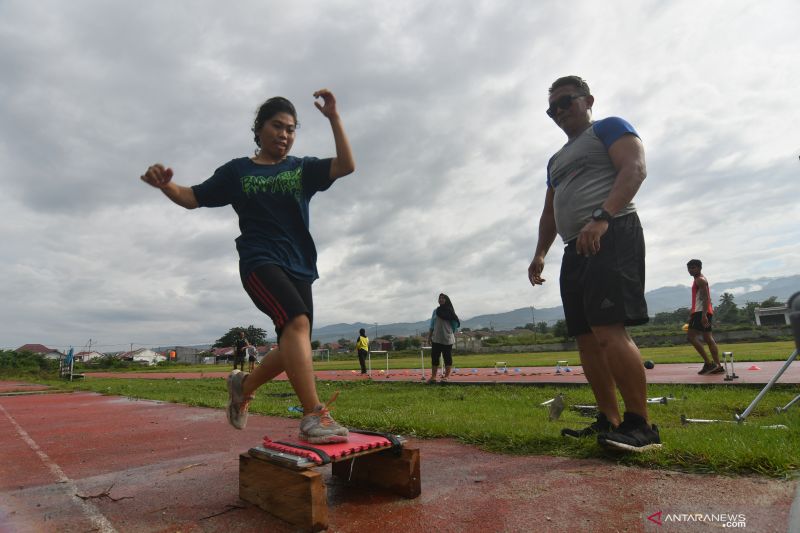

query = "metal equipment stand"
[722,351,739,381]
[367,350,389,377]
[419,346,431,380]
[735,291,800,423]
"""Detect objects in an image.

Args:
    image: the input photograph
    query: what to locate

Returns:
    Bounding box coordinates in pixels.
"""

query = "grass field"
[38,373,800,479]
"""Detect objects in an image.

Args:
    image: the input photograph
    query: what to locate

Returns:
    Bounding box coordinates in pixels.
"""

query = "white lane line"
[0,402,118,533]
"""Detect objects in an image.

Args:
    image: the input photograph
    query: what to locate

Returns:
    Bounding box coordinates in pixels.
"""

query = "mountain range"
[312,275,799,344]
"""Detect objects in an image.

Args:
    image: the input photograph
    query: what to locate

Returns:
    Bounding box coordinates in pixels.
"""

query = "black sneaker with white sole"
[561,412,612,438]
[709,364,726,374]
[697,362,714,375]
[597,412,662,452]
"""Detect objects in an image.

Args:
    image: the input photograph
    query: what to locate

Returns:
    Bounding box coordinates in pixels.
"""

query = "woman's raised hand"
[140,164,174,189]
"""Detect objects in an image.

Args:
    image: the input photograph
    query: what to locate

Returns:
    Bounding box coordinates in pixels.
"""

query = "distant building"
[754,306,791,326]
[213,347,234,362]
[170,346,203,364]
[16,344,64,360]
[454,334,483,352]
[370,339,392,351]
[75,351,104,362]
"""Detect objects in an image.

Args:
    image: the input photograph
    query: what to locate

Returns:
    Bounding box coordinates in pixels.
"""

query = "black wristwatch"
[591,208,613,222]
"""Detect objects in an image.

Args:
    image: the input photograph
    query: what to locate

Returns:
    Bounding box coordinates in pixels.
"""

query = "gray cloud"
[2,0,799,350]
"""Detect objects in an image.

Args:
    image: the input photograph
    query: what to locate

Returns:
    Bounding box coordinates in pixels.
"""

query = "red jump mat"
[261,430,401,465]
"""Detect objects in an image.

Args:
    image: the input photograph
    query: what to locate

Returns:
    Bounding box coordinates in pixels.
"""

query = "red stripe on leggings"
[245,273,282,320]
[246,272,288,328]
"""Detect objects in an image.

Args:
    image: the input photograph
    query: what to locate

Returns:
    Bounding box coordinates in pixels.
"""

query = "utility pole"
[530,306,536,345]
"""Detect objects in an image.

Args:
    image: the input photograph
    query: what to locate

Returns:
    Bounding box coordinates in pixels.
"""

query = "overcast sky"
[1,0,798,352]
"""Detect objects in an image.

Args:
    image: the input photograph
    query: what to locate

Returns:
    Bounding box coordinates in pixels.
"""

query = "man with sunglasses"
[528,75,661,452]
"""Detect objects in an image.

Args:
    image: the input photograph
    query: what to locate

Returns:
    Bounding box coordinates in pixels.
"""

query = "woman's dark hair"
[687,259,702,268]
[252,97,298,147]
[359,328,366,337]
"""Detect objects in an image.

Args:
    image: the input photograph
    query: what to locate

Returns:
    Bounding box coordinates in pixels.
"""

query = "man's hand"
[576,219,609,256]
[313,89,339,119]
[528,255,546,286]
[701,315,709,328]
[141,164,174,189]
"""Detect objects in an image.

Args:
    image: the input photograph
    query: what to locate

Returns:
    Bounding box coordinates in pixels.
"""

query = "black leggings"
[431,342,453,367]
[357,349,368,374]
[241,264,313,341]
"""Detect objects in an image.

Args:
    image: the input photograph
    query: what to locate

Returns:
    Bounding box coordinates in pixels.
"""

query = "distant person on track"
[233,331,250,371]
[247,345,258,373]
[140,89,355,444]
[427,293,460,384]
[356,328,369,375]
[687,259,723,375]
[528,75,661,452]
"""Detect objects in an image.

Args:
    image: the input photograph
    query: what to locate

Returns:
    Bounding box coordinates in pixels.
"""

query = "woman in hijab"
[426,293,460,383]
[355,328,369,375]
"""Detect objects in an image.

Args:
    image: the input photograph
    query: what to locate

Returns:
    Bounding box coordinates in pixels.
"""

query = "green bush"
[0,350,59,376]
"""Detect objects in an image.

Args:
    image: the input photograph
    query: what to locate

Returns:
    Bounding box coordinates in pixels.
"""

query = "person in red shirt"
[687,259,723,375]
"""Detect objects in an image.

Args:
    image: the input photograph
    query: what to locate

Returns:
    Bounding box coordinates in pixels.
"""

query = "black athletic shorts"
[559,213,649,337]
[431,342,453,367]
[241,264,313,342]
[688,312,713,332]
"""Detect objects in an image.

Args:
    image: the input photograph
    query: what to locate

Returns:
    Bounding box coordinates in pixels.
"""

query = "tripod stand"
[735,291,800,423]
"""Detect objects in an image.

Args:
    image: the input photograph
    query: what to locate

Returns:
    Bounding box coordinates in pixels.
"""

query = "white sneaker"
[298,393,348,444]
[226,370,253,430]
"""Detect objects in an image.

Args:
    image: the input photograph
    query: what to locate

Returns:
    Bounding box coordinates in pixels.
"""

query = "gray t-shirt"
[547,117,639,243]
[430,312,456,345]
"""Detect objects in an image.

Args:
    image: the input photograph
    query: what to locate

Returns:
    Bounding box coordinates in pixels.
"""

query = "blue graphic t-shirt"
[191,156,332,282]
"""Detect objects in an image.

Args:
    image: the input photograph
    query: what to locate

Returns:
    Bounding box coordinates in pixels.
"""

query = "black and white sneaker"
[561,412,612,438]
[697,363,714,375]
[597,412,662,452]
[709,364,726,374]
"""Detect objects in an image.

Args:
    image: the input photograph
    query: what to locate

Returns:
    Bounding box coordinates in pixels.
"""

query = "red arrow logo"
[647,511,662,525]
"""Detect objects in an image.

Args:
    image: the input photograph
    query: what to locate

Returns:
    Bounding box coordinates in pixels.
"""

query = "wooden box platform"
[239,445,420,531]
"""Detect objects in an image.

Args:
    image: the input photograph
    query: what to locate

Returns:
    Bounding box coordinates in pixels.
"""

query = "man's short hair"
[687,259,702,268]
[549,75,591,96]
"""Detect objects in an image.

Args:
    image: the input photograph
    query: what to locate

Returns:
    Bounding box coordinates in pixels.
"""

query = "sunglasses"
[546,94,584,118]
